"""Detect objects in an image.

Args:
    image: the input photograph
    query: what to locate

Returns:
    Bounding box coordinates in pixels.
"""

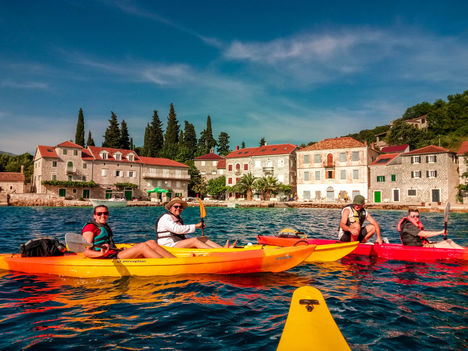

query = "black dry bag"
[20,238,66,257]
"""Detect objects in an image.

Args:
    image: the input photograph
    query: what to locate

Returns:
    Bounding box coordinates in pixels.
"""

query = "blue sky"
[1,0,467,154]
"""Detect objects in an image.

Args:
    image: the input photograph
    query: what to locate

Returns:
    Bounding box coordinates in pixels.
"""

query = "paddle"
[65,233,92,253]
[199,198,206,236]
[443,202,450,240]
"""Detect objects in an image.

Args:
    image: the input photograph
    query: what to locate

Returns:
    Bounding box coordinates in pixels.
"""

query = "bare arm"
[367,214,382,244]
[418,229,445,239]
[82,230,108,258]
[339,208,352,232]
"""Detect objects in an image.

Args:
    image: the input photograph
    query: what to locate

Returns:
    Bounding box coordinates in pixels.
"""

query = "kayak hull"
[256,237,358,262]
[257,236,468,262]
[0,246,315,278]
[277,286,350,351]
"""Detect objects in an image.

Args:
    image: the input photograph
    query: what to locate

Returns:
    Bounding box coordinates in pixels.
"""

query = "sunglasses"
[96,212,109,216]
[410,215,420,218]
[172,205,183,209]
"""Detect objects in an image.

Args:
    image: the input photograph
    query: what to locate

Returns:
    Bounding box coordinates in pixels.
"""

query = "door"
[83,189,90,199]
[431,189,440,203]
[124,190,133,200]
[374,191,381,203]
[326,186,334,201]
[393,189,400,202]
[105,190,112,199]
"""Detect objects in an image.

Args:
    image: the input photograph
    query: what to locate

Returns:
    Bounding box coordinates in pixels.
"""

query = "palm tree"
[255,176,279,200]
[236,173,257,200]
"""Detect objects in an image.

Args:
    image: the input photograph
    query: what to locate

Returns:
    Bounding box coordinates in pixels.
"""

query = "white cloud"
[1,80,49,89]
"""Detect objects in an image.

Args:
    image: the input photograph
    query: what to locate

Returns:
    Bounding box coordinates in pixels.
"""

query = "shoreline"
[3,194,468,213]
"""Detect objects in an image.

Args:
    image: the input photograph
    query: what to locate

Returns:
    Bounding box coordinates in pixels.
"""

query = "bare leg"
[434,239,464,250]
[145,239,176,258]
[174,237,213,249]
[118,242,164,259]
[349,223,362,242]
[361,225,376,243]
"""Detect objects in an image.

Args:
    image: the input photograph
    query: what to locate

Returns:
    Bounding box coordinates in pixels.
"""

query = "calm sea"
[0,206,466,350]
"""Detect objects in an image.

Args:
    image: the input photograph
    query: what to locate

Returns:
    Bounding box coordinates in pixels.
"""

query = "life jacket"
[338,204,367,238]
[155,211,188,242]
[82,221,117,251]
[397,217,426,246]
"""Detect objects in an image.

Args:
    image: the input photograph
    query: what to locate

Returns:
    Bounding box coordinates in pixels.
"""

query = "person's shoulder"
[83,223,98,232]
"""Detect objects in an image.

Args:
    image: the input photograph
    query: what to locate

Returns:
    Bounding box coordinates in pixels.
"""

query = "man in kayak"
[339,195,383,244]
[82,205,175,259]
[398,209,464,249]
[156,197,236,248]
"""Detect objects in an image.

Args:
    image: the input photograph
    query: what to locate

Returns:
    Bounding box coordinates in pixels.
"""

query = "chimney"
[371,142,375,149]
[236,145,239,150]
[20,165,24,174]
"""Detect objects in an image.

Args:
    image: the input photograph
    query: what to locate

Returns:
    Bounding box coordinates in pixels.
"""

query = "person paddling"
[338,195,383,244]
[155,197,236,248]
[398,209,464,249]
[82,205,175,259]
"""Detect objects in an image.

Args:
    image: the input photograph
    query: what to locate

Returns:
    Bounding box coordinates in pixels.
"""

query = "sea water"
[0,206,466,350]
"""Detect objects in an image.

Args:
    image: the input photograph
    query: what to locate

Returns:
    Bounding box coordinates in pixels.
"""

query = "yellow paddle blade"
[199,198,206,218]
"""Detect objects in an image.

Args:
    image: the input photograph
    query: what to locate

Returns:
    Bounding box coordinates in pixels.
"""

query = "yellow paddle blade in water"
[199,198,206,218]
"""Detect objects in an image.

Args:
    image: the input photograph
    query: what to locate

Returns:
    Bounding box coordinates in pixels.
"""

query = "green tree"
[236,173,257,200]
[402,102,433,120]
[103,112,121,148]
[206,176,227,199]
[197,115,217,156]
[217,131,230,156]
[120,120,130,150]
[186,161,205,196]
[149,110,164,157]
[143,123,151,156]
[176,121,197,162]
[86,131,95,147]
[241,141,246,149]
[162,103,180,159]
[254,176,279,200]
[75,108,85,147]
[0,153,34,183]
[259,137,266,146]
[386,119,428,149]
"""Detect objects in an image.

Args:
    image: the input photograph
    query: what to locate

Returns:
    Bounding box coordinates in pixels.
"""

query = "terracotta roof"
[81,148,94,160]
[87,146,142,163]
[139,156,189,168]
[195,152,224,160]
[403,145,454,156]
[381,144,408,153]
[57,141,83,148]
[370,153,399,166]
[406,115,427,122]
[37,145,58,158]
[299,137,364,151]
[457,141,468,155]
[0,172,25,182]
[225,144,297,158]
[217,159,226,168]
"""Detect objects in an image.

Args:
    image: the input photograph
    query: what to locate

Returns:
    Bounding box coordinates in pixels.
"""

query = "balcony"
[323,162,335,168]
[66,167,76,174]
[263,166,274,174]
[142,172,190,180]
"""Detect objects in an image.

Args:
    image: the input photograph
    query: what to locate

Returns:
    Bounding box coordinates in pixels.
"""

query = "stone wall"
[8,193,91,207]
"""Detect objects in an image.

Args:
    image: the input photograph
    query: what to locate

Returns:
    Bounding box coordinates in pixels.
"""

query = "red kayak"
[257,235,468,262]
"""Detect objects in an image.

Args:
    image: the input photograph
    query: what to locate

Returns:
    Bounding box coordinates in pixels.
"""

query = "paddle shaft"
[199,198,206,236]
[443,202,450,240]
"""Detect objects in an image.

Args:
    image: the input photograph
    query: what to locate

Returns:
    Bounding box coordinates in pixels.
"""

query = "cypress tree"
[162,103,180,159]
[103,112,121,148]
[149,110,164,157]
[120,120,130,150]
[197,115,217,155]
[86,131,95,146]
[143,123,151,156]
[75,108,85,147]
[130,137,134,150]
[259,137,266,146]
[241,141,246,149]
[217,132,230,156]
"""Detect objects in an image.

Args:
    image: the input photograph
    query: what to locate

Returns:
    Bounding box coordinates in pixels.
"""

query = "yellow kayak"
[277,286,350,351]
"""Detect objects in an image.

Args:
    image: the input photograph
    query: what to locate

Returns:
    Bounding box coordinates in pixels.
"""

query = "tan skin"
[408,211,464,249]
[169,203,237,248]
[340,204,383,244]
[83,206,175,259]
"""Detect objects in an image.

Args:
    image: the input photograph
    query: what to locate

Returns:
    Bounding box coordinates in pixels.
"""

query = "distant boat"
[90,197,127,207]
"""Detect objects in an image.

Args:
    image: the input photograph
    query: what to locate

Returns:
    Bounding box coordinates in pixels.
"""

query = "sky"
[1,0,467,155]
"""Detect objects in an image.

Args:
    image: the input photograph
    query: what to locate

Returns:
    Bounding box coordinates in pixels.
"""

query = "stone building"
[296,137,379,202]
[194,152,225,181]
[457,141,468,203]
[0,171,25,194]
[369,145,459,204]
[33,141,189,200]
[224,144,298,200]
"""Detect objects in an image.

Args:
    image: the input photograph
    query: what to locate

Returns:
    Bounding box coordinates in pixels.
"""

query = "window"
[278,159,284,167]
[68,175,72,181]
[63,149,67,155]
[411,156,421,164]
[340,170,346,180]
[244,164,248,170]
[353,169,359,179]
[52,174,57,180]
[304,171,310,181]
[212,161,217,166]
[114,153,122,161]
[236,164,241,171]
[315,171,320,180]
[314,154,321,163]
[102,169,108,176]
[83,163,87,169]
[201,161,206,166]
[59,188,66,197]
[377,176,385,182]
[278,174,284,182]
[408,189,417,196]
[82,176,86,181]
[74,150,78,156]
[255,160,261,168]
[115,170,122,177]
[340,152,346,162]
[411,171,421,178]
[127,154,135,162]
[427,170,437,178]
[352,151,359,161]
[327,170,333,179]
[101,152,108,160]
[303,191,311,200]
[228,178,232,184]
[52,161,57,167]
[427,155,437,163]
[303,155,310,164]
[228,164,233,171]
[67,161,73,168]
[391,174,396,181]
[128,171,135,177]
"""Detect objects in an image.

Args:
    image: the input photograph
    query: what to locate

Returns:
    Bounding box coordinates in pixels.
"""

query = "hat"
[165,197,188,210]
[353,195,365,206]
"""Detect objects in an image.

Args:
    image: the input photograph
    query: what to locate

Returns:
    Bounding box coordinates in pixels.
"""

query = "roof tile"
[299,137,364,151]
[0,172,25,182]
[457,141,468,155]
[403,145,453,156]
[195,152,224,160]
[139,156,188,168]
[225,143,297,158]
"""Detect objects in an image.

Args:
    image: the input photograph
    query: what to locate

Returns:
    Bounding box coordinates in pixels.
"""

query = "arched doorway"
[326,186,334,201]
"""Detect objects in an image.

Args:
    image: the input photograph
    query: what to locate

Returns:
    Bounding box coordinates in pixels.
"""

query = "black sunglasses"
[96,211,109,216]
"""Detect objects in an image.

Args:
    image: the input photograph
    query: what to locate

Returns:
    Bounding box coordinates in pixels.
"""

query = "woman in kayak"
[82,205,176,259]
[398,209,464,249]
[155,197,236,248]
